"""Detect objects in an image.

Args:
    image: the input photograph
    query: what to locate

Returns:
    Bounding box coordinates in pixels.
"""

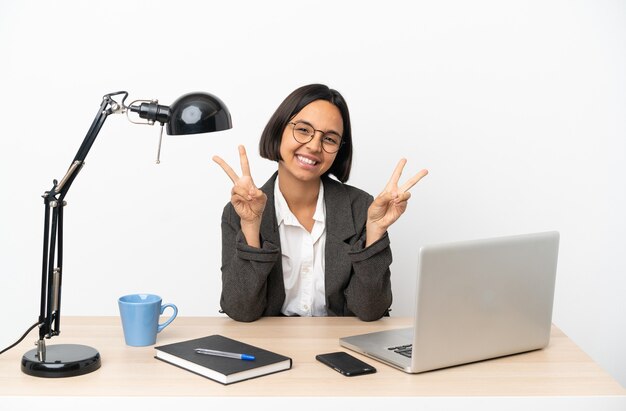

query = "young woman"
[213,84,427,322]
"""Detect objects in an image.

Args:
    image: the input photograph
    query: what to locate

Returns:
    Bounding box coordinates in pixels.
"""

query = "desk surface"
[0,316,624,397]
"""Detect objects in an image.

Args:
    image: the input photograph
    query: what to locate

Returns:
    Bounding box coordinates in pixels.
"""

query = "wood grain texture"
[1,316,624,397]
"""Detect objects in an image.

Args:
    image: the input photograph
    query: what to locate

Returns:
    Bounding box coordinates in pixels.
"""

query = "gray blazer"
[219,172,393,322]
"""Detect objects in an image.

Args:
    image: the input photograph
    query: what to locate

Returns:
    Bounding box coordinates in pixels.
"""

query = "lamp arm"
[37,91,128,346]
[55,91,129,198]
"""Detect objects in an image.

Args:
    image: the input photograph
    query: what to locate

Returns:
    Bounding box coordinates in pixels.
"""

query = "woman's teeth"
[297,155,317,165]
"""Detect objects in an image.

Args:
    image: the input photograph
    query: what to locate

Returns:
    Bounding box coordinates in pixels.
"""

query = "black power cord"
[0,322,40,355]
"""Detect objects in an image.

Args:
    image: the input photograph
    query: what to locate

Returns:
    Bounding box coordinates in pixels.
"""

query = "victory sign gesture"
[213,145,267,247]
[366,159,428,246]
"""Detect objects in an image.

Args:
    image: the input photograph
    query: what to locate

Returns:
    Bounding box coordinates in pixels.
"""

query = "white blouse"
[274,177,328,316]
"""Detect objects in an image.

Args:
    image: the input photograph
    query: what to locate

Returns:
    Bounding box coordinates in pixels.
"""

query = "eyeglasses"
[288,121,344,154]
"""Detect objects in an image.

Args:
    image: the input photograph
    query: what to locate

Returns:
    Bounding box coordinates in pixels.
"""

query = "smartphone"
[315,351,377,376]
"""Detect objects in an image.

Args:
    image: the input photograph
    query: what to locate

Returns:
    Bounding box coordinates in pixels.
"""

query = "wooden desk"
[0,316,624,397]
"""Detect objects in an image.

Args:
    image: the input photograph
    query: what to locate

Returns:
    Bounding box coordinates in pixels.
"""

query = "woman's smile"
[295,153,320,167]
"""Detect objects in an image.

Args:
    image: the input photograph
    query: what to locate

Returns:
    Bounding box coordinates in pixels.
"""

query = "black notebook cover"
[154,334,292,385]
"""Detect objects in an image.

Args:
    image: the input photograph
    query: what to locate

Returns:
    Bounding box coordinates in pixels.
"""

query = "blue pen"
[194,348,256,361]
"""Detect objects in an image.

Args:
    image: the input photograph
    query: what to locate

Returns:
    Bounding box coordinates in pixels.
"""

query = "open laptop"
[340,231,560,373]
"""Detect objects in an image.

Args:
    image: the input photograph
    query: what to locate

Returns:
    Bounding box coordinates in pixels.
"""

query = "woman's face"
[278,99,344,184]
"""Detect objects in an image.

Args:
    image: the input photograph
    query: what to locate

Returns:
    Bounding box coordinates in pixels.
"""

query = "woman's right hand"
[213,145,267,247]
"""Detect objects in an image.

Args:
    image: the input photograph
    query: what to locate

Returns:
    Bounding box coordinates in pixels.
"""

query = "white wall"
[1,0,624,387]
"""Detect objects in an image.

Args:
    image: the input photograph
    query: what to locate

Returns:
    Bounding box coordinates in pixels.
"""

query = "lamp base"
[21,344,101,378]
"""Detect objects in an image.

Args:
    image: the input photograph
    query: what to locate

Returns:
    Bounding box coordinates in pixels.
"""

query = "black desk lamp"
[20,91,232,378]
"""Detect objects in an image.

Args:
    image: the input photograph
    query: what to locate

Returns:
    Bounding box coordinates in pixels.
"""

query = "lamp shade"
[166,92,232,135]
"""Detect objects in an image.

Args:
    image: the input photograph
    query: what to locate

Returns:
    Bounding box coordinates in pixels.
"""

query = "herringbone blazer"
[219,172,392,322]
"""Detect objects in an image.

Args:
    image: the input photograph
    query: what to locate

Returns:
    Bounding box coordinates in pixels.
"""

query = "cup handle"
[157,303,178,333]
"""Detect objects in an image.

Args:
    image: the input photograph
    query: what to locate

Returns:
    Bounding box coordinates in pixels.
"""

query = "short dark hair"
[259,84,353,182]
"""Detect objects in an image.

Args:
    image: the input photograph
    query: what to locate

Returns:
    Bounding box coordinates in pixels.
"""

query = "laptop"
[340,231,560,373]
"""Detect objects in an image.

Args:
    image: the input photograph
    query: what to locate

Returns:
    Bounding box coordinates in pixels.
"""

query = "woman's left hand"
[366,159,428,246]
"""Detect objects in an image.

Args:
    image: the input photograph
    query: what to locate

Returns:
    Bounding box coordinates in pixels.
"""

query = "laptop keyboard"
[388,344,413,358]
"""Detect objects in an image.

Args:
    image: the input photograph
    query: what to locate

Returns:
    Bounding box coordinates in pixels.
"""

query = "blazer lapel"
[259,172,280,247]
[257,172,286,315]
[323,177,357,241]
[323,177,357,315]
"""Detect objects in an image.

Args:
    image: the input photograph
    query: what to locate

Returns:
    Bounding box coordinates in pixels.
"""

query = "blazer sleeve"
[344,230,393,321]
[219,203,280,322]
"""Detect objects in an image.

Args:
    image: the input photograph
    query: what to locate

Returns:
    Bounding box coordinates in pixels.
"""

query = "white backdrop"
[1,0,624,387]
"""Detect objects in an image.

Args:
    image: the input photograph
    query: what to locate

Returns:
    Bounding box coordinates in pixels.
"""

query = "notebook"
[155,334,292,384]
[340,231,560,373]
